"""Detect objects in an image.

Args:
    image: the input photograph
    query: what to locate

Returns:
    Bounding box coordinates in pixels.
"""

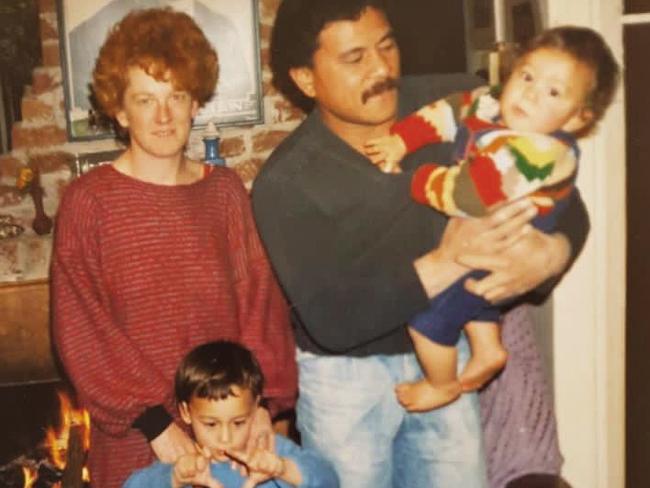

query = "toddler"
[364,26,619,412]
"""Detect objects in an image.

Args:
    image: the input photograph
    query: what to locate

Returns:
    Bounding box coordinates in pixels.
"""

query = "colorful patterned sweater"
[393,86,580,223]
[395,86,581,344]
[51,165,297,488]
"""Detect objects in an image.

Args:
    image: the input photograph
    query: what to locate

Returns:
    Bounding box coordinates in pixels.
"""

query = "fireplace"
[0,281,90,487]
[0,381,91,488]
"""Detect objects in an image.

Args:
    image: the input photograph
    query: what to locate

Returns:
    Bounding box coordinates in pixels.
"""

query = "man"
[252,0,588,486]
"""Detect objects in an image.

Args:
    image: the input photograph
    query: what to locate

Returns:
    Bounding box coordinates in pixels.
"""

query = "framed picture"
[504,0,543,47]
[56,0,264,141]
[464,0,496,50]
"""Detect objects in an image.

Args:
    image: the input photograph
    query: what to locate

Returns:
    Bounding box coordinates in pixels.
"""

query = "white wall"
[545,1,626,486]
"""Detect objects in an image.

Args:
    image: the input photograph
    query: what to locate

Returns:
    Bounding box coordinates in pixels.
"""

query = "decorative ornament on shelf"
[0,214,24,240]
[202,120,226,166]
[16,166,53,235]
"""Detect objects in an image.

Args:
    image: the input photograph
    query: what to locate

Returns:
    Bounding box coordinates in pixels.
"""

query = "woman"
[51,9,297,488]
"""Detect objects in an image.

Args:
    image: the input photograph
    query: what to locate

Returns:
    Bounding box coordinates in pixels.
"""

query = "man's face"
[292,7,401,133]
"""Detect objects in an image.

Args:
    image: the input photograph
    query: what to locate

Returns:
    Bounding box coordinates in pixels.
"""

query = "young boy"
[123,341,338,488]
[363,26,619,412]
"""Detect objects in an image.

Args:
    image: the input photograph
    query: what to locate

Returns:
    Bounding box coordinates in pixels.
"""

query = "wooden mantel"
[0,279,62,386]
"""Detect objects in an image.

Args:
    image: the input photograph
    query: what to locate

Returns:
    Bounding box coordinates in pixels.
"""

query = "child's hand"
[363,134,407,174]
[225,448,286,488]
[172,448,223,488]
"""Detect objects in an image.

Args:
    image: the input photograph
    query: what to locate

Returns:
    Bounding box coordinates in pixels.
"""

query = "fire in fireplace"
[0,382,91,488]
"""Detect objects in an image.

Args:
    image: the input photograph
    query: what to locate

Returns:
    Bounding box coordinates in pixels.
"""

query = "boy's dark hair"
[518,25,620,136]
[270,0,389,112]
[175,341,264,404]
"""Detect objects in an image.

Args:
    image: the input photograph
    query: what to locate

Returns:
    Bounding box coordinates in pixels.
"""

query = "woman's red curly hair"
[92,8,218,117]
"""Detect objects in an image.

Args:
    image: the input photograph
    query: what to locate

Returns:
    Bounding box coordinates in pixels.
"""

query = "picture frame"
[504,0,543,47]
[56,0,264,141]
[464,0,496,50]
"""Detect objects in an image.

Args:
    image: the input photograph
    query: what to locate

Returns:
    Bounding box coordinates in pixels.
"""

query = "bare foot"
[459,345,508,391]
[395,379,462,412]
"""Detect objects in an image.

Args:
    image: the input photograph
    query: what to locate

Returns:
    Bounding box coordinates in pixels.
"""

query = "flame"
[44,390,92,473]
[82,466,91,483]
[16,167,34,190]
[22,466,37,488]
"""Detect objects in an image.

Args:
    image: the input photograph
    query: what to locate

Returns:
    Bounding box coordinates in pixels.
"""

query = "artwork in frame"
[504,0,543,47]
[464,0,496,50]
[56,0,264,141]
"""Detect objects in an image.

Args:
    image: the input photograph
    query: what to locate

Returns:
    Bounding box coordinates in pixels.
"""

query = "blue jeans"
[296,338,487,488]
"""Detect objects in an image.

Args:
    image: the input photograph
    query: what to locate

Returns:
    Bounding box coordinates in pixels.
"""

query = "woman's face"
[116,66,198,160]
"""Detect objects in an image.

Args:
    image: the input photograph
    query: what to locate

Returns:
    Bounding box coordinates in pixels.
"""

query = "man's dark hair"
[518,25,620,137]
[270,0,389,112]
[175,341,264,403]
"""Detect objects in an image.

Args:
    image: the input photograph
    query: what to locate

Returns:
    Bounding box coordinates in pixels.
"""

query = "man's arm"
[459,190,590,303]
[416,199,540,300]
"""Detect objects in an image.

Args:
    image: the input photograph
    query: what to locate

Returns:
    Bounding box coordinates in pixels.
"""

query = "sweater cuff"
[132,405,173,442]
[411,164,439,205]
[265,394,296,421]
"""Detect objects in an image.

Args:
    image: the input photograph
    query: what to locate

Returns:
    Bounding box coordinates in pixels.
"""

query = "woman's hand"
[227,406,275,477]
[246,406,275,454]
[151,422,197,464]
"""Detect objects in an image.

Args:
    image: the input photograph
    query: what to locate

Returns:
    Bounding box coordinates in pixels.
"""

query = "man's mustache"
[361,78,399,104]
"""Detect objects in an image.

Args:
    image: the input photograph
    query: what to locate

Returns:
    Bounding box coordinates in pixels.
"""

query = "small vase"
[29,169,53,235]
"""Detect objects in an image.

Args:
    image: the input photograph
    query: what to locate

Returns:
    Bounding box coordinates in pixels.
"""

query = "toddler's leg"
[459,321,508,391]
[395,326,462,412]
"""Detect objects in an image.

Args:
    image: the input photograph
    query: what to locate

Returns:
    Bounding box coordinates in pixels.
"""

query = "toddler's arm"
[411,132,577,218]
[364,90,470,173]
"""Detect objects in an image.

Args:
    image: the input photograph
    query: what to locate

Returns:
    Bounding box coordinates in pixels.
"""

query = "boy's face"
[289,7,401,134]
[500,47,594,134]
[179,386,259,462]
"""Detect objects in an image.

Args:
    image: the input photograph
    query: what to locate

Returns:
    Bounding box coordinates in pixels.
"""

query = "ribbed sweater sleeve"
[51,183,172,436]
[224,178,297,415]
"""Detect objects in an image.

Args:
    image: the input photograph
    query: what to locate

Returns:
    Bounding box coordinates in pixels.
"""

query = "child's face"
[179,386,259,462]
[500,47,594,134]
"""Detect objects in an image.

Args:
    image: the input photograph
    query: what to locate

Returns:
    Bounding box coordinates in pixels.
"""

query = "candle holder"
[16,167,53,236]
[202,121,225,166]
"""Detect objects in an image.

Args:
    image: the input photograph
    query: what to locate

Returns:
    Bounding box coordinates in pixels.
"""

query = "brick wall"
[0,0,304,283]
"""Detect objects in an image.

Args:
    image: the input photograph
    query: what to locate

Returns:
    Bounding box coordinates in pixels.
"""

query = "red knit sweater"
[51,164,297,488]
